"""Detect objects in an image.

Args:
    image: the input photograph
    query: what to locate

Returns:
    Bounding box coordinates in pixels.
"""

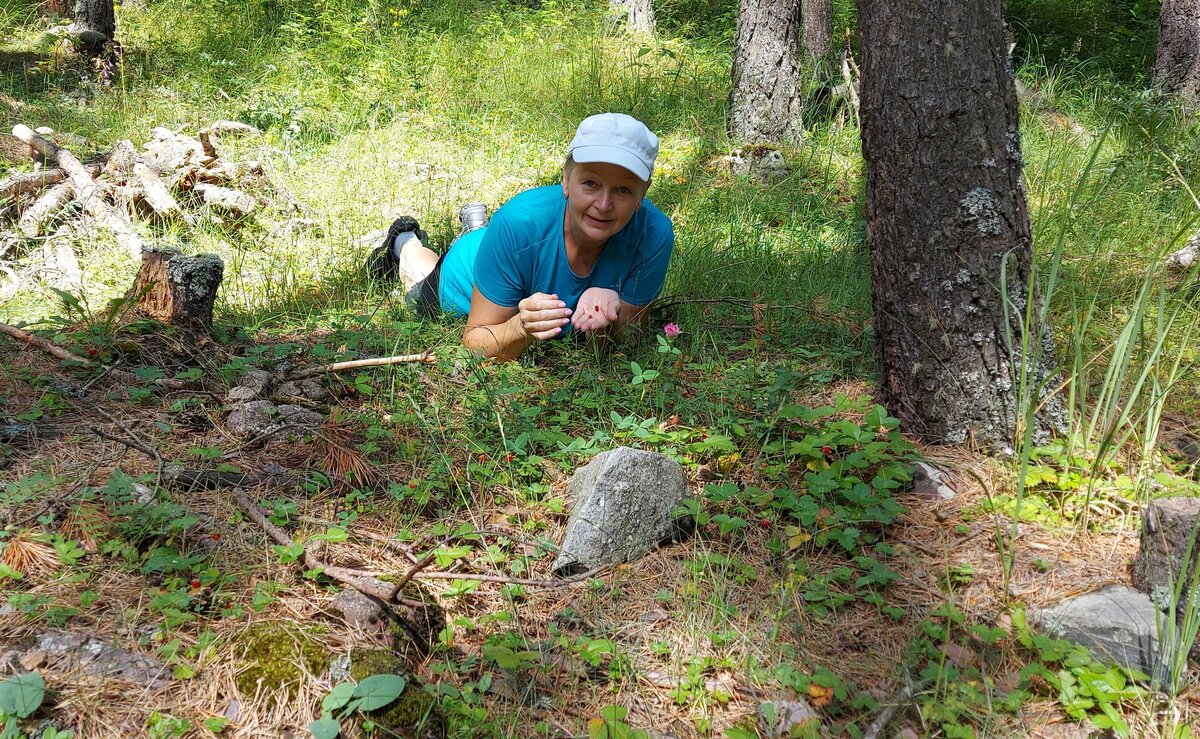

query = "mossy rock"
[349,648,446,739]
[233,621,330,703]
[373,578,446,649]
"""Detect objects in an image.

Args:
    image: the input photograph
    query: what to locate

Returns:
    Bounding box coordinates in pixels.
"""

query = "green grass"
[2,1,1200,737]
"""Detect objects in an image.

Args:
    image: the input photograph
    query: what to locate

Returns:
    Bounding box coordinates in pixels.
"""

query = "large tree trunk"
[1153,0,1200,103]
[858,0,1064,450]
[70,0,115,56]
[801,0,832,58]
[728,0,804,144]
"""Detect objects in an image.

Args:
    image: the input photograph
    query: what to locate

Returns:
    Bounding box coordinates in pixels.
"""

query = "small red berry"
[505,454,514,463]
[210,533,221,541]
[594,305,599,312]
[822,446,832,455]
[190,579,201,588]
[408,482,417,489]
[86,347,97,357]
[759,519,771,528]
[478,453,487,463]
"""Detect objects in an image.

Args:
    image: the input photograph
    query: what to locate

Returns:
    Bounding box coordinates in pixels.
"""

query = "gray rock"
[34,631,172,689]
[225,369,274,403]
[194,183,256,218]
[1167,232,1199,270]
[275,379,330,403]
[758,698,819,738]
[909,462,957,501]
[551,447,690,576]
[225,400,323,437]
[331,588,382,628]
[1029,585,1162,678]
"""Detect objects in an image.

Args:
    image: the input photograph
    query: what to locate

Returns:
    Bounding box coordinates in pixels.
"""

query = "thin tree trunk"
[858,0,1065,449]
[728,0,804,145]
[802,0,832,58]
[609,0,656,36]
[1153,0,1200,103]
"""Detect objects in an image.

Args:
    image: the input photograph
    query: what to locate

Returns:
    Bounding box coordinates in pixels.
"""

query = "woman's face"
[562,161,649,250]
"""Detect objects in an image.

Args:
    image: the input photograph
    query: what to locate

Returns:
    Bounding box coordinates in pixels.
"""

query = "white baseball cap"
[568,113,659,182]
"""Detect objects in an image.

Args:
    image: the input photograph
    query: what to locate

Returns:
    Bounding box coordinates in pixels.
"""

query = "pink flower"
[663,323,681,338]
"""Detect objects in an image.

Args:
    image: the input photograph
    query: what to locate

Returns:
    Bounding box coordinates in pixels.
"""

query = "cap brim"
[570,145,651,181]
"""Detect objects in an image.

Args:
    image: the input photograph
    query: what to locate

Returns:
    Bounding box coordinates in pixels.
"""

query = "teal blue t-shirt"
[438,186,674,323]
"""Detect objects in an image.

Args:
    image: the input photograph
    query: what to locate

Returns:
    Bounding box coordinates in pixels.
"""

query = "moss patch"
[349,648,444,737]
[233,621,330,702]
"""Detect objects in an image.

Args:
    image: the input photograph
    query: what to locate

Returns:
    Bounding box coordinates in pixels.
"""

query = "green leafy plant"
[310,674,408,739]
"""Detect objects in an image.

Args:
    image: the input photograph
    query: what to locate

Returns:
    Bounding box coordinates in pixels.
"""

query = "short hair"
[562,153,576,177]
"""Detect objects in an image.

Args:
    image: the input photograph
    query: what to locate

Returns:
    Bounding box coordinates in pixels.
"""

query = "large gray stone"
[33,631,172,689]
[1029,585,1161,678]
[552,447,690,576]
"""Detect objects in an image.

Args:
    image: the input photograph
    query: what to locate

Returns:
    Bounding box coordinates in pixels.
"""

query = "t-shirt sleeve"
[619,216,674,306]
[472,211,527,308]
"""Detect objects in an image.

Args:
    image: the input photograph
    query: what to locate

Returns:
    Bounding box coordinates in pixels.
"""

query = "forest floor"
[3,1,1200,738]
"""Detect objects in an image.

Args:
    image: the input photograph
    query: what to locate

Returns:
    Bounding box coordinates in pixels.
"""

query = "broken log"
[130,163,182,222]
[193,182,255,218]
[17,181,73,238]
[41,224,83,293]
[12,124,143,258]
[208,120,261,136]
[0,169,68,201]
[129,248,224,328]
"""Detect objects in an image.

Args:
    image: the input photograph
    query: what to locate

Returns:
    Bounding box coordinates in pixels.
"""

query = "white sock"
[391,230,421,259]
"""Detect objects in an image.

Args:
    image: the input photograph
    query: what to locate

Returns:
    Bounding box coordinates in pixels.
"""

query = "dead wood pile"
[0,120,265,292]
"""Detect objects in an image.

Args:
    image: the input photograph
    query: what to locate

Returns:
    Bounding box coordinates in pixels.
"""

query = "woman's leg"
[394,232,440,291]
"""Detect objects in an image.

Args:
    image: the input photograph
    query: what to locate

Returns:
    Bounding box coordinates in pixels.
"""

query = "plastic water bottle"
[459,203,488,233]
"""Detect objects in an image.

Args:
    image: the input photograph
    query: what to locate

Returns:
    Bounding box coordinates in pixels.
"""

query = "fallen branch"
[0,168,68,201]
[17,181,73,238]
[0,320,198,390]
[862,678,929,739]
[12,124,144,258]
[289,352,437,380]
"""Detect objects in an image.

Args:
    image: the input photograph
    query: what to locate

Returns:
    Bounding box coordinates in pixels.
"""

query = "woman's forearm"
[462,315,531,362]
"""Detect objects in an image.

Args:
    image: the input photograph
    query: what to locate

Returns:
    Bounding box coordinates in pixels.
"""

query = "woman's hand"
[517,293,573,340]
[571,287,620,333]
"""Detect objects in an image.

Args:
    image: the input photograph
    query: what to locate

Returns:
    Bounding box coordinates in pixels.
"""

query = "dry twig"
[288,352,437,380]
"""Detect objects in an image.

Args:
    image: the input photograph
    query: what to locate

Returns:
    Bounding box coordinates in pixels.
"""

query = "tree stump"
[129,249,224,328]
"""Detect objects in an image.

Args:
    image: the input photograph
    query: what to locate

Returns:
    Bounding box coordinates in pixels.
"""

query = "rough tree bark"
[610,0,656,36]
[728,0,804,144]
[70,0,115,56]
[1153,0,1200,103]
[858,0,1064,449]
[801,0,832,58]
[129,249,224,328]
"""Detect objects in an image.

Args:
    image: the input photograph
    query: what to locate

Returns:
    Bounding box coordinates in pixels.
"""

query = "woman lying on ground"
[368,113,675,362]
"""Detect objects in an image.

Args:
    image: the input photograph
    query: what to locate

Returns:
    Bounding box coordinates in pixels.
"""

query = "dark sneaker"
[459,203,488,234]
[366,216,427,281]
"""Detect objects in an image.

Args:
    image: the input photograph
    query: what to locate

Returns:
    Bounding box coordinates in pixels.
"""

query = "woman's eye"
[582,180,597,188]
[616,187,631,195]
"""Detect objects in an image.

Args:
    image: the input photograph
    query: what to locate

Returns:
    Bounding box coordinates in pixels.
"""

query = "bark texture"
[728,0,804,144]
[1154,0,1200,103]
[609,0,656,36]
[858,0,1064,449]
[70,0,115,55]
[801,0,832,58]
[130,249,224,328]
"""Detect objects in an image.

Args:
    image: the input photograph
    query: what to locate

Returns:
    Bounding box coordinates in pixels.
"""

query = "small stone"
[758,698,819,738]
[331,588,383,628]
[909,462,957,501]
[551,447,691,575]
[895,730,920,739]
[1028,585,1162,679]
